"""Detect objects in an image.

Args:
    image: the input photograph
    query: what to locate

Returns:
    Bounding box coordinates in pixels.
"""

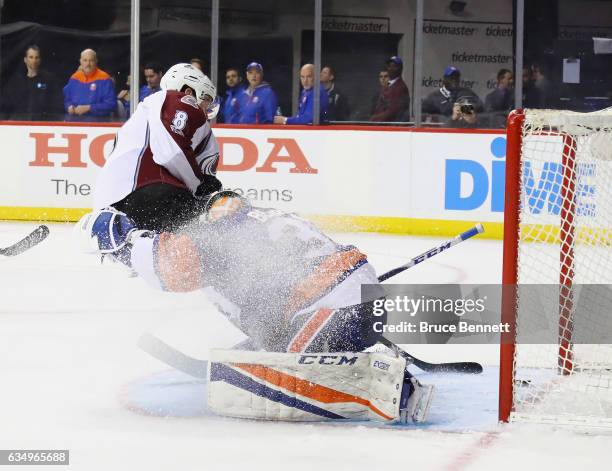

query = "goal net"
[500,108,612,427]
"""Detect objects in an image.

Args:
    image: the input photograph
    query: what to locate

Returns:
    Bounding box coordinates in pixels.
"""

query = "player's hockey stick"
[0,225,50,257]
[376,223,485,282]
[378,336,483,374]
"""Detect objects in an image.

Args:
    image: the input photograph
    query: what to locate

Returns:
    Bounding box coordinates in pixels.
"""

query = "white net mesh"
[511,107,612,427]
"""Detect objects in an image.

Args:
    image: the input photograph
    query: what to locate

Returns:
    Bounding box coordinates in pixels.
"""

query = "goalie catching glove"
[199,190,252,223]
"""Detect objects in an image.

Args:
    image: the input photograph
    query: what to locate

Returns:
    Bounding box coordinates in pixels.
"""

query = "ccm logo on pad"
[298,355,358,366]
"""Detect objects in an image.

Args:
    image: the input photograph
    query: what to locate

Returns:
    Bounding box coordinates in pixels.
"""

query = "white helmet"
[160,63,217,106]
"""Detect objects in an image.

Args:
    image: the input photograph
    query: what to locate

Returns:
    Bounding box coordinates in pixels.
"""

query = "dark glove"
[195,174,222,199]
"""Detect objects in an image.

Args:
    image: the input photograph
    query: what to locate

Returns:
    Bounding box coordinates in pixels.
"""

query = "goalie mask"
[201,190,252,224]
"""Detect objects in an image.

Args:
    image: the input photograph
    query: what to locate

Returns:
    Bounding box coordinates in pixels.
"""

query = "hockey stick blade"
[0,225,50,257]
[137,332,208,379]
[377,223,484,282]
[379,337,483,374]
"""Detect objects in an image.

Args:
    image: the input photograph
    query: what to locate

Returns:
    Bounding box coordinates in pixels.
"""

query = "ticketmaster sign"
[421,20,513,104]
[322,15,390,34]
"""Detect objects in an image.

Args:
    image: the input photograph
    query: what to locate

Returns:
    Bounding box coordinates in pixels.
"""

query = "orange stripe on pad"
[288,308,334,353]
[233,362,394,421]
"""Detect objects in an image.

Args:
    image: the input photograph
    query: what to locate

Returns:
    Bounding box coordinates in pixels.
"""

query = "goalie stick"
[378,336,482,374]
[137,332,208,379]
[0,225,50,257]
[374,223,485,374]
[377,223,484,282]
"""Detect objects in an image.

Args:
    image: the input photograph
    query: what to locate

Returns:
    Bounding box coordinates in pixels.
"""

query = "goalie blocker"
[208,349,434,423]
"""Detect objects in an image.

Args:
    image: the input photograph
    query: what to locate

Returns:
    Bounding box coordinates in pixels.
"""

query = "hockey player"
[76,191,434,423]
[94,63,223,232]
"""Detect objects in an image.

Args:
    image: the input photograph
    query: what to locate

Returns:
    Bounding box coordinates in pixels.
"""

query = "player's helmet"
[160,63,217,106]
[201,190,252,223]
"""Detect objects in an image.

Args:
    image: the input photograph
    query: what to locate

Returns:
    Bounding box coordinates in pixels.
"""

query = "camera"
[460,103,474,114]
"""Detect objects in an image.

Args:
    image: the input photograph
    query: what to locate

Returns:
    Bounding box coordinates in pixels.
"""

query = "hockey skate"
[399,371,435,423]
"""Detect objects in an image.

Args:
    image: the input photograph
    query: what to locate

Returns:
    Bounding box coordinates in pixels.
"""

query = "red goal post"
[499,107,612,427]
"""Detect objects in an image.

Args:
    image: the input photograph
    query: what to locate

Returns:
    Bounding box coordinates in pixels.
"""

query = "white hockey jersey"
[94,90,219,209]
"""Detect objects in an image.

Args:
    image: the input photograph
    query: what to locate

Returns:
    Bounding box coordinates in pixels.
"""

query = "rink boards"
[0,122,506,238]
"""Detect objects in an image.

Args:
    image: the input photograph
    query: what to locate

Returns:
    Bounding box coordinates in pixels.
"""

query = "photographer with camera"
[422,66,482,124]
[448,96,480,128]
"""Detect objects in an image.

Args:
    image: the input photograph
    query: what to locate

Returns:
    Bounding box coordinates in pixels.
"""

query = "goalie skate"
[400,376,435,423]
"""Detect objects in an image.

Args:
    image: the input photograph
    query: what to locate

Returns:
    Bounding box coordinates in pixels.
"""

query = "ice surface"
[0,221,610,471]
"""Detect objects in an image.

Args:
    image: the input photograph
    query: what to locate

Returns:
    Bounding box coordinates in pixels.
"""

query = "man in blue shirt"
[235,62,278,124]
[219,67,245,123]
[274,64,328,125]
[140,63,163,101]
[118,63,163,117]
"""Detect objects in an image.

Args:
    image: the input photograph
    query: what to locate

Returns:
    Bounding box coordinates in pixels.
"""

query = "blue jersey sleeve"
[222,88,244,124]
[63,80,76,111]
[286,91,311,125]
[261,88,278,124]
[89,79,117,116]
[287,88,327,125]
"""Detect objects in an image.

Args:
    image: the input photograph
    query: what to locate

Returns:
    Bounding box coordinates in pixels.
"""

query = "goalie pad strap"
[207,349,406,422]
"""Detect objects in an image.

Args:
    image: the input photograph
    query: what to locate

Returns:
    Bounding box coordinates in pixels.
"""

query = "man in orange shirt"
[63,48,116,122]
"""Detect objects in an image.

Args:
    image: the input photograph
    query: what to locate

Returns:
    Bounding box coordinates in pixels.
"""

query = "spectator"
[190,58,205,72]
[531,62,553,107]
[484,68,514,127]
[370,56,410,122]
[5,45,61,120]
[116,74,131,120]
[141,63,163,101]
[370,69,389,115]
[422,66,482,121]
[274,64,328,125]
[320,65,350,121]
[237,62,278,124]
[117,64,163,117]
[378,69,390,88]
[485,69,514,112]
[522,66,544,108]
[63,48,116,122]
[219,67,245,124]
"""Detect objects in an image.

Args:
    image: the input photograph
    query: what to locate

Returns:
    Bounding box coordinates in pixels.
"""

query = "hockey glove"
[195,174,222,199]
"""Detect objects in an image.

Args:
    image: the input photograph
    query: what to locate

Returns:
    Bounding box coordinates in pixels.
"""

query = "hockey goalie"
[76,191,434,424]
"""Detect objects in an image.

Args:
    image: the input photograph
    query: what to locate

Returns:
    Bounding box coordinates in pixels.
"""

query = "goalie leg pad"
[207,349,408,422]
